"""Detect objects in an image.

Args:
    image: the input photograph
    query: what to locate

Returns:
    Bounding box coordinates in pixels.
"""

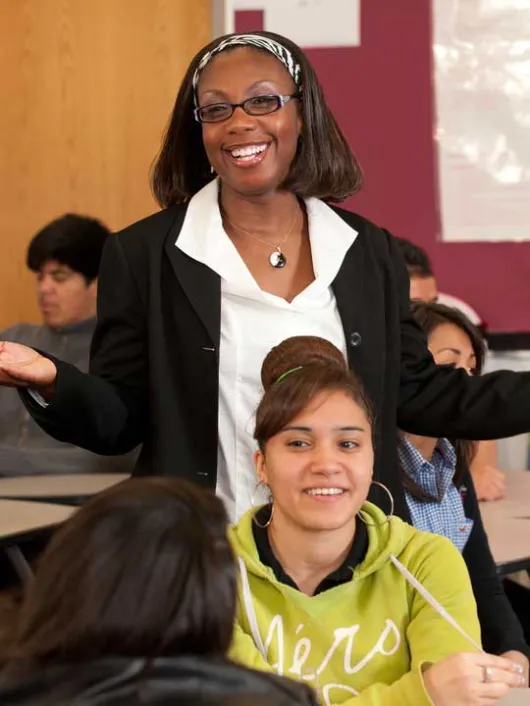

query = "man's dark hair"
[152,30,363,206]
[26,214,110,284]
[2,478,236,670]
[393,237,433,278]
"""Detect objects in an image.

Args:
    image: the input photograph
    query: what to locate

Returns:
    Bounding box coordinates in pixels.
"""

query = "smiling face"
[197,47,302,198]
[255,390,374,532]
[428,322,477,375]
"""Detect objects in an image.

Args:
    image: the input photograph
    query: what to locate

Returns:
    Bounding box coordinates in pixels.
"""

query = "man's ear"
[87,277,98,300]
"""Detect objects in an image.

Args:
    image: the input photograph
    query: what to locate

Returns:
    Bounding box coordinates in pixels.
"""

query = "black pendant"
[269,249,287,269]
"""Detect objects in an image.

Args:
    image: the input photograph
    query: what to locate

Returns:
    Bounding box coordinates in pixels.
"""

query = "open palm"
[0,341,57,388]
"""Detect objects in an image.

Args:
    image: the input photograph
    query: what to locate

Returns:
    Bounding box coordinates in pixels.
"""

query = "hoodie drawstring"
[389,554,482,652]
[238,556,268,659]
[237,553,482,662]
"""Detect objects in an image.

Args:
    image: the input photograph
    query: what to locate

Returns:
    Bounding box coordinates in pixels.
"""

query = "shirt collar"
[435,437,458,467]
[175,180,358,301]
[399,436,457,500]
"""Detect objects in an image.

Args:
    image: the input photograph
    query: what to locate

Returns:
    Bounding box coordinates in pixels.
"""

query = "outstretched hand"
[0,341,57,390]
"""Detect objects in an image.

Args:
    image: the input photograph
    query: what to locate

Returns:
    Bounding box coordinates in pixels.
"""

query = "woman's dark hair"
[402,301,487,501]
[411,301,486,375]
[2,478,236,670]
[254,336,373,450]
[152,31,363,206]
[26,214,110,284]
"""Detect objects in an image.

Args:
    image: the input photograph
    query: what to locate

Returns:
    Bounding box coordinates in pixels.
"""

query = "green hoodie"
[229,502,481,706]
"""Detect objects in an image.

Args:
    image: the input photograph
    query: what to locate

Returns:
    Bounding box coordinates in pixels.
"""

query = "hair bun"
[261,336,347,391]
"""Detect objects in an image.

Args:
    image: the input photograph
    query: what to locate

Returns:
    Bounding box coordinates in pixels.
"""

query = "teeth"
[306,488,344,496]
[230,144,267,158]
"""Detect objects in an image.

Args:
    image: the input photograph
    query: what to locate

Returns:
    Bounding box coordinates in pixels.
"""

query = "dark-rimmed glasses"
[194,93,300,124]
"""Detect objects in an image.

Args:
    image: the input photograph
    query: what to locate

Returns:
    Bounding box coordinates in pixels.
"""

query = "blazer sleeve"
[388,231,530,440]
[20,234,148,455]
[461,469,529,657]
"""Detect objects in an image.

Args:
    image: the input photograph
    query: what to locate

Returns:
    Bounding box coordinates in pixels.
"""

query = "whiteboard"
[228,0,361,47]
[433,0,530,242]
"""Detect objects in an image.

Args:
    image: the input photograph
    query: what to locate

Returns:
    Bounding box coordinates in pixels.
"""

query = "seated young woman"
[400,302,529,675]
[0,477,316,706]
[229,335,525,706]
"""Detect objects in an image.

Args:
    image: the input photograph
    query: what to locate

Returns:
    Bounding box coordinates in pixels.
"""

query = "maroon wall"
[236,2,530,332]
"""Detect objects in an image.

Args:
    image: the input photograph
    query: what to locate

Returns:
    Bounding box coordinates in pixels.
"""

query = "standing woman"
[1,32,530,523]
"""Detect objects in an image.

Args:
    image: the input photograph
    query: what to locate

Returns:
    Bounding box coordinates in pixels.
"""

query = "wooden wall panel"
[0,0,211,328]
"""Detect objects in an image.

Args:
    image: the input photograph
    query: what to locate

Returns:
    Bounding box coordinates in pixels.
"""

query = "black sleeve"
[387,231,530,440]
[461,469,529,656]
[19,234,148,455]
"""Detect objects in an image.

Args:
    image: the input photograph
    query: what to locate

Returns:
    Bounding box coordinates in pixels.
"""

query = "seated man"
[395,236,504,502]
[394,236,484,328]
[0,214,136,476]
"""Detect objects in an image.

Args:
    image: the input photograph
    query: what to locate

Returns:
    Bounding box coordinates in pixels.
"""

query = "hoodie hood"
[229,501,417,583]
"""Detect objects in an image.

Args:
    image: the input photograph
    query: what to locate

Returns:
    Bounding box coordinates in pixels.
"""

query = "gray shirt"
[0,319,136,475]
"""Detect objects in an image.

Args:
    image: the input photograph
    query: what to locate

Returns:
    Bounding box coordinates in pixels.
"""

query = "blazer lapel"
[164,222,221,349]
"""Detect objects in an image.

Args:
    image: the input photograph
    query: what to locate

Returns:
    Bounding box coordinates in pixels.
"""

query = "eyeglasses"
[194,93,300,124]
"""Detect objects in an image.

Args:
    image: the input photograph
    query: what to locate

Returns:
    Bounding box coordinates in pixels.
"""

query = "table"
[0,499,74,547]
[0,473,130,505]
[0,499,75,582]
[481,472,530,576]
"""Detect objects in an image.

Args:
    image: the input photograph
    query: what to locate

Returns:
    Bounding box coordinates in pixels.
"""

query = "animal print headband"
[192,34,302,106]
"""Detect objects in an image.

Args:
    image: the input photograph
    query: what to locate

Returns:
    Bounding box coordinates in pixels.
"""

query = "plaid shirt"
[398,436,473,553]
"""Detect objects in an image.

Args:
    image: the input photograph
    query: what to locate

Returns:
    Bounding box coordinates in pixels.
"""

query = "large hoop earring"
[251,481,274,529]
[357,480,394,526]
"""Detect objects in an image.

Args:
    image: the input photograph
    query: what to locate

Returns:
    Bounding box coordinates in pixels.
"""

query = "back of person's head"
[394,237,433,279]
[27,214,109,284]
[3,478,236,669]
[149,694,316,706]
[411,301,486,375]
[254,335,373,450]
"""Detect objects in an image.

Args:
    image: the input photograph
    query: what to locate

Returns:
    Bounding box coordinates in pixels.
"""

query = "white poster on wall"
[433,0,530,242]
[220,0,361,48]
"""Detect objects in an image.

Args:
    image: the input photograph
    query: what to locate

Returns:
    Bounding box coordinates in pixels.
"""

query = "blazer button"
[349,332,362,348]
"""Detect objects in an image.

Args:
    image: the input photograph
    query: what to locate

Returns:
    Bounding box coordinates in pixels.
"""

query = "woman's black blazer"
[22,204,530,518]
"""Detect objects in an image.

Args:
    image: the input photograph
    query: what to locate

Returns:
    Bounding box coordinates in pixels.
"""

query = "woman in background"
[0,478,316,706]
[229,335,524,706]
[399,302,529,676]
